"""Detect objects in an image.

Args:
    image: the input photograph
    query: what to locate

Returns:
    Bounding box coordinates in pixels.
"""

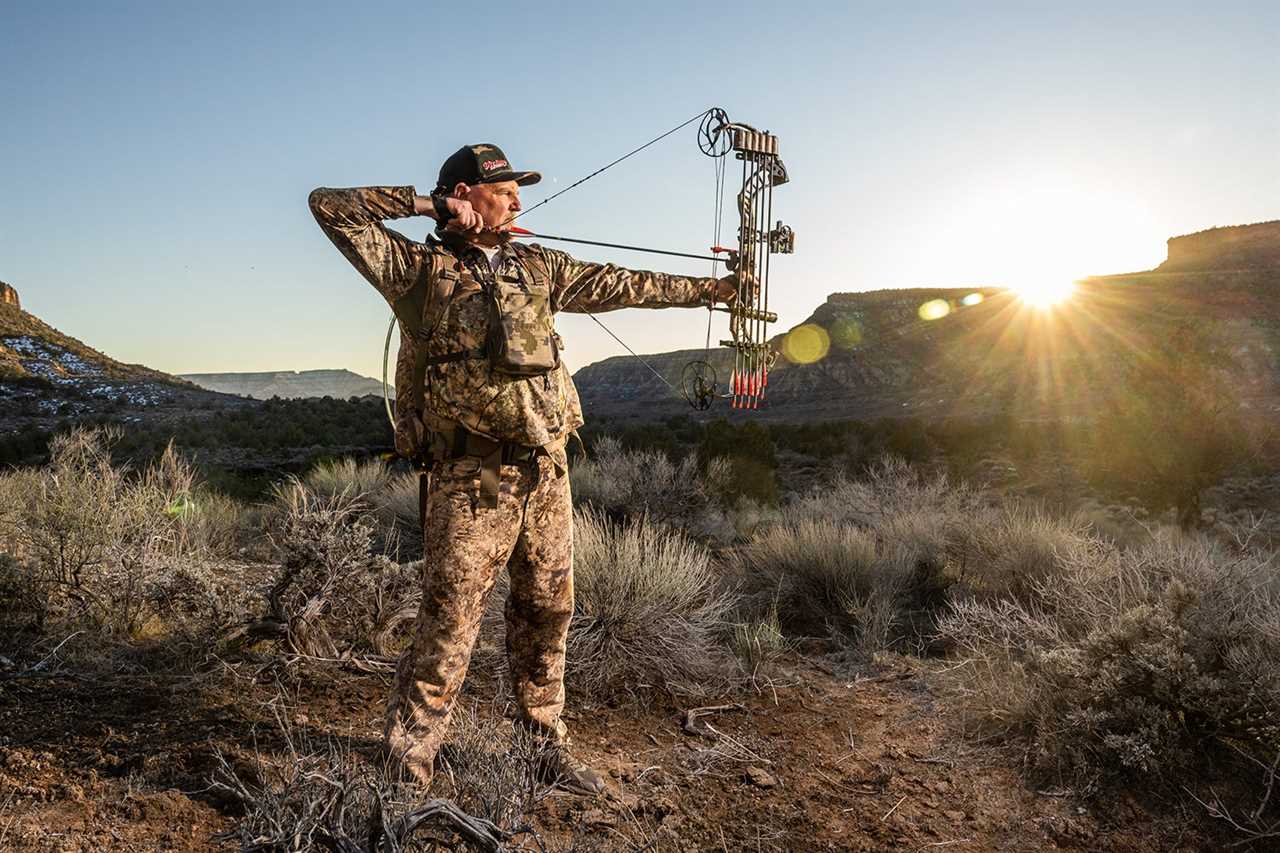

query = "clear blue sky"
[2,1,1277,378]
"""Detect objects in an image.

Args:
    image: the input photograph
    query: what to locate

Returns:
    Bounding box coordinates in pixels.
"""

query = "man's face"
[453,180,521,242]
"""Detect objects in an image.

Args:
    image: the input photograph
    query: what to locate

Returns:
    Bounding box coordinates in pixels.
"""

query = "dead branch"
[680,703,746,736]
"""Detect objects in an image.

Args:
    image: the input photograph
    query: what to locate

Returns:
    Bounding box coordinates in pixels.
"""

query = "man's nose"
[511,195,521,211]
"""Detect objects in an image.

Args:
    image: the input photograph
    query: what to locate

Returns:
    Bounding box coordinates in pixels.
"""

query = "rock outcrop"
[1160,220,1280,272]
[0,281,19,310]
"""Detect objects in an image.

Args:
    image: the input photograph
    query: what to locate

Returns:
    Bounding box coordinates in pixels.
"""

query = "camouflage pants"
[384,453,573,784]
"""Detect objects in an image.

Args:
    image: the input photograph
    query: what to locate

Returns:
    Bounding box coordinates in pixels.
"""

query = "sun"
[918,175,1164,313]
[1010,278,1076,308]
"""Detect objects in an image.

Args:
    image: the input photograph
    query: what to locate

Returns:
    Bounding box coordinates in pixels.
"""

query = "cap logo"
[481,158,509,172]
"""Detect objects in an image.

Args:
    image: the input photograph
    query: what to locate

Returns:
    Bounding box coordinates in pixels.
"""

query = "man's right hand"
[442,197,485,234]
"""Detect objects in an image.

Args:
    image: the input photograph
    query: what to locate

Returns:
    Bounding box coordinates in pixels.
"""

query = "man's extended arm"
[547,250,722,314]
[308,186,442,298]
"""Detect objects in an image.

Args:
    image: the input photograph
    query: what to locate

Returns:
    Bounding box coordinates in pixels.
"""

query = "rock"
[744,766,778,788]
[581,809,616,827]
[0,282,18,310]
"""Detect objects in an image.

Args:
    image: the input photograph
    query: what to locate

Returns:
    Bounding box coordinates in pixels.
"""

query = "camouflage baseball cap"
[437,144,541,191]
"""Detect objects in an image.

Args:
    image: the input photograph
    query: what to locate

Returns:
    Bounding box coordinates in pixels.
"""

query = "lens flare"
[918,299,951,321]
[961,292,985,307]
[782,323,831,364]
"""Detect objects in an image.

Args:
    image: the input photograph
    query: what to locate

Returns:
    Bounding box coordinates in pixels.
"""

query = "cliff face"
[0,282,19,310]
[1160,220,1280,272]
[180,369,387,400]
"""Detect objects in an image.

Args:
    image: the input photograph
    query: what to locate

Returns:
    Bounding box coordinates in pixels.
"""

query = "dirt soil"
[0,653,1219,851]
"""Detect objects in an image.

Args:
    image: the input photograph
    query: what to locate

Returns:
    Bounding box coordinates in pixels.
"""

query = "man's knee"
[505,575,573,626]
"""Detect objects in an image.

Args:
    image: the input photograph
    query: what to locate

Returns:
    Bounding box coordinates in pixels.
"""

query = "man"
[309,143,737,795]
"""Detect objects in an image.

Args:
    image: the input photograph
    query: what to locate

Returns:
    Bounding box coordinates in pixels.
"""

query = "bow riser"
[719,123,791,411]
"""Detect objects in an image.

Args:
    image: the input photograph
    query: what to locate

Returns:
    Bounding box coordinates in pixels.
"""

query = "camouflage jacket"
[308,186,716,459]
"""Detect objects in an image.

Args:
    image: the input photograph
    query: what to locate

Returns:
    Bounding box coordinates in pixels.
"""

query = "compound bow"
[683,108,794,410]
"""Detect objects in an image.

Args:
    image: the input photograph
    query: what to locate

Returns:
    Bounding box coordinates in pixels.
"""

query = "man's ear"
[451,182,471,199]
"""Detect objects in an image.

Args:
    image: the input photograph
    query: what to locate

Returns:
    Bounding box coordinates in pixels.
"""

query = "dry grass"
[949,503,1101,605]
[730,605,789,677]
[565,508,735,700]
[302,456,393,502]
[213,698,547,852]
[731,516,949,653]
[570,436,732,536]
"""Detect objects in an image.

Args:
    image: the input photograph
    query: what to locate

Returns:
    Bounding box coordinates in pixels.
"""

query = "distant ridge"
[181,369,388,400]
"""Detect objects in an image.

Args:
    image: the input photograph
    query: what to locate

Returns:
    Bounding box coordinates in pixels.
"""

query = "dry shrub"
[566,508,735,699]
[951,504,1100,605]
[0,427,249,639]
[940,531,1280,812]
[214,700,544,852]
[570,436,730,534]
[732,516,948,653]
[231,479,418,658]
[302,456,392,501]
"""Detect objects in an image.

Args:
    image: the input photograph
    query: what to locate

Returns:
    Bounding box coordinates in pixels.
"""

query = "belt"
[436,424,541,508]
[447,428,538,465]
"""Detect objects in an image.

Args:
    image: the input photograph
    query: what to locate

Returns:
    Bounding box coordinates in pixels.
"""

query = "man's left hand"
[711,275,738,305]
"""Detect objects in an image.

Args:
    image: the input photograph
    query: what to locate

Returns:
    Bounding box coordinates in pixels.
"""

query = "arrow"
[507,225,731,263]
